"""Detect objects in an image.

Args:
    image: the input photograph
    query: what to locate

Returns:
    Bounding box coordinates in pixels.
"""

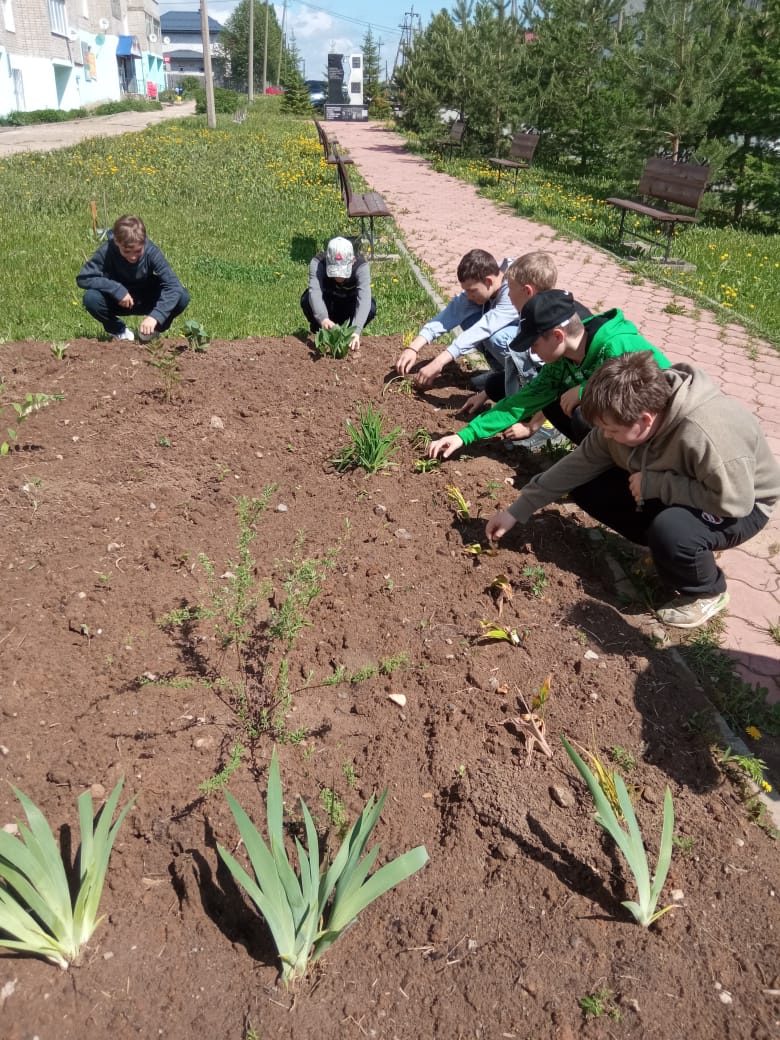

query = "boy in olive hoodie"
[429,289,670,459]
[486,352,780,629]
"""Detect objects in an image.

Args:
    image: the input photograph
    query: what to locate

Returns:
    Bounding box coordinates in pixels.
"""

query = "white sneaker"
[655,591,729,629]
[112,327,135,342]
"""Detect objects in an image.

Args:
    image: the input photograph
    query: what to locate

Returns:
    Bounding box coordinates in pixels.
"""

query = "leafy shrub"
[194,87,245,114]
[314,321,353,358]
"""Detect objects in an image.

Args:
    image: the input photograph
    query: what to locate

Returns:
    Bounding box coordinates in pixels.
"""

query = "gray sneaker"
[655,591,729,629]
[508,425,566,452]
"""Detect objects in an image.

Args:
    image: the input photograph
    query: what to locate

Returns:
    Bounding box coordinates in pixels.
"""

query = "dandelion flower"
[746,725,762,740]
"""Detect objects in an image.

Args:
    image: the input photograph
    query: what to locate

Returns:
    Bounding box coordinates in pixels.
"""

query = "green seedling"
[672,835,696,855]
[610,745,637,771]
[768,618,780,645]
[379,652,408,675]
[446,484,471,520]
[332,403,402,475]
[217,748,429,985]
[342,761,358,788]
[562,735,675,926]
[1,391,64,456]
[158,435,171,448]
[314,321,353,358]
[579,988,620,1021]
[522,565,548,597]
[383,375,415,395]
[182,319,210,352]
[479,620,522,646]
[413,456,440,473]
[320,787,348,834]
[49,342,69,360]
[198,741,244,795]
[719,746,772,792]
[408,427,431,450]
[0,779,135,967]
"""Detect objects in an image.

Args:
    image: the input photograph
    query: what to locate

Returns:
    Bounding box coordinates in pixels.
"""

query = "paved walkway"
[329,119,780,699]
[0,99,196,157]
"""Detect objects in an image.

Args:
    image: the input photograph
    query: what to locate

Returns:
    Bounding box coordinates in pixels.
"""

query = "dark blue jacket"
[77,235,186,326]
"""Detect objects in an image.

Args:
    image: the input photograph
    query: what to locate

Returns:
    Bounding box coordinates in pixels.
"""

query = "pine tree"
[281,37,313,115]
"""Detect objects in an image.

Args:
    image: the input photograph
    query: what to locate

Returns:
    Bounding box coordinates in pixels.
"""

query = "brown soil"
[1,336,778,1040]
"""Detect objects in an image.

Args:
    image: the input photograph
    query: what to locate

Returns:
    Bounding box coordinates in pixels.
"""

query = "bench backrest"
[508,132,540,163]
[336,157,353,206]
[448,120,466,144]
[638,158,710,211]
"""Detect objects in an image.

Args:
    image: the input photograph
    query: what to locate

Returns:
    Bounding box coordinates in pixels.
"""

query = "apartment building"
[0,0,166,117]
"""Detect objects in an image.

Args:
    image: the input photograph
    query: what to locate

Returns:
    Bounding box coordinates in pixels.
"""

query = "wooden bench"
[433,119,465,159]
[489,132,540,190]
[335,156,391,256]
[606,158,710,261]
[313,118,353,167]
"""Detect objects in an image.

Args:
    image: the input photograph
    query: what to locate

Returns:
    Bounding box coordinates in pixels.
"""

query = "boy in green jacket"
[428,289,671,459]
[486,352,780,628]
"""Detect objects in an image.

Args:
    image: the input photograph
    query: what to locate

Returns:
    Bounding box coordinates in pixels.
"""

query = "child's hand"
[457,390,488,416]
[500,421,534,441]
[414,360,445,388]
[396,347,419,375]
[428,434,464,459]
[485,510,516,543]
[559,386,581,416]
[349,332,360,352]
[628,471,643,504]
[119,293,134,308]
[140,316,158,336]
[321,318,336,330]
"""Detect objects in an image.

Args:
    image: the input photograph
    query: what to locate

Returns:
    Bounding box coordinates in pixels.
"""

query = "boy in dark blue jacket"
[77,215,190,342]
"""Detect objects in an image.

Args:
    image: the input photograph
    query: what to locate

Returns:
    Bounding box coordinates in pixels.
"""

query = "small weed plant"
[413,456,440,473]
[49,342,69,360]
[217,748,429,985]
[0,779,135,967]
[182,319,210,352]
[144,339,181,403]
[522,565,548,597]
[332,403,402,475]
[198,740,244,795]
[320,787,348,834]
[1,388,64,455]
[562,736,675,926]
[314,321,353,358]
[579,988,620,1021]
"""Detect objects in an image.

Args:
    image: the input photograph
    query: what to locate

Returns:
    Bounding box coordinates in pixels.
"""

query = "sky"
[159,1,441,83]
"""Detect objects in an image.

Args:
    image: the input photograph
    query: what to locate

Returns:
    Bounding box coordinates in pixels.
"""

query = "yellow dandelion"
[746,725,762,740]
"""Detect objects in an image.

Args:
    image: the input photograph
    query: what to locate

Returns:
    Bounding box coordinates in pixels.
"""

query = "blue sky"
[159,2,440,83]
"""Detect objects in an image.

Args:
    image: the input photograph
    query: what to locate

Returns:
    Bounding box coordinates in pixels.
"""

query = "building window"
[350,81,361,94]
[111,0,121,19]
[351,56,361,68]
[48,0,68,36]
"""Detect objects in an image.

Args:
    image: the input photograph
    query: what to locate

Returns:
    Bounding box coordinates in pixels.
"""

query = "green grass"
[0,100,431,342]
[431,154,780,350]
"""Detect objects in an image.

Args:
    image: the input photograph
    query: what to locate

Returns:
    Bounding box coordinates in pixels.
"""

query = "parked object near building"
[325,52,367,122]
[0,0,165,118]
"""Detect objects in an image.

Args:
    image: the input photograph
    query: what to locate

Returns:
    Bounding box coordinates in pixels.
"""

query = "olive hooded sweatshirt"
[507,364,780,525]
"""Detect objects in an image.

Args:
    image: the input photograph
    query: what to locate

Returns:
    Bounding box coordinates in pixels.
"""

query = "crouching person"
[300,236,376,352]
[485,351,780,629]
[77,215,190,342]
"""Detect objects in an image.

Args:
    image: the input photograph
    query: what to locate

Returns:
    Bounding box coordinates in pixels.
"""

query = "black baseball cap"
[512,289,578,353]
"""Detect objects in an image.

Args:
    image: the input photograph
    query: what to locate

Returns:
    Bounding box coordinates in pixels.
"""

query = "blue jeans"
[83,287,190,336]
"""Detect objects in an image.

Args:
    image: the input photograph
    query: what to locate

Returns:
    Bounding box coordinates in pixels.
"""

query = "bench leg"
[512,166,519,192]
[616,208,627,246]
[663,224,674,261]
[360,216,376,257]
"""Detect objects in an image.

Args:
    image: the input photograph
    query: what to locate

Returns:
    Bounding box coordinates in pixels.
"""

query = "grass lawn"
[0,101,432,344]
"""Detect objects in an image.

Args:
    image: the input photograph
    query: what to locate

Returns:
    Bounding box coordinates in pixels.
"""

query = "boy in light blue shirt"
[395,249,519,388]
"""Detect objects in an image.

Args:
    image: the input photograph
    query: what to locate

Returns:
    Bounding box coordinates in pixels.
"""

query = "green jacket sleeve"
[459,366,563,445]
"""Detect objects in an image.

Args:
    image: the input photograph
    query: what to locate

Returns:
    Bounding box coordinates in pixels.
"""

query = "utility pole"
[200,0,216,128]
[248,0,254,101]
[262,1,269,93]
[276,0,287,87]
